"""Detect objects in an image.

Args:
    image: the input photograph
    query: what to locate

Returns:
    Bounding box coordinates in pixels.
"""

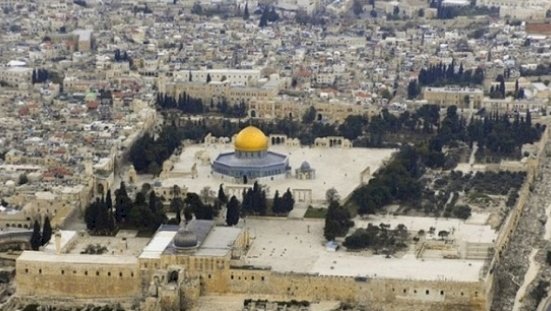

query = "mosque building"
[211,126,289,183]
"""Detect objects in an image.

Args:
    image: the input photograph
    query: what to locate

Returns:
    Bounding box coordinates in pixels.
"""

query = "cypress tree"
[30,220,42,250]
[282,188,295,213]
[85,198,100,231]
[272,190,282,214]
[258,190,267,215]
[149,191,158,213]
[106,189,113,211]
[226,196,240,226]
[96,196,109,233]
[206,73,211,83]
[259,9,268,27]
[243,2,250,20]
[115,182,132,224]
[175,206,182,224]
[218,184,227,204]
[41,216,52,246]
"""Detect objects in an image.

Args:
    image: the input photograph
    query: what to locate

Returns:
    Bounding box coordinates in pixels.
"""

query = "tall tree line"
[417,61,484,87]
[29,216,53,250]
[32,69,49,84]
[85,182,167,234]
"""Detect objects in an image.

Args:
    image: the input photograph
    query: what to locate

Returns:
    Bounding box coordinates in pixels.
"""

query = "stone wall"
[16,255,141,300]
[197,267,486,310]
[483,124,551,309]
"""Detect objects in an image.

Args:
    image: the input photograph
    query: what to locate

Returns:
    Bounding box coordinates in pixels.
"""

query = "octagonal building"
[212,126,289,182]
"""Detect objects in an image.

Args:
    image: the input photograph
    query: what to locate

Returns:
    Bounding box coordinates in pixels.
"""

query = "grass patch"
[467,191,492,204]
[304,206,327,218]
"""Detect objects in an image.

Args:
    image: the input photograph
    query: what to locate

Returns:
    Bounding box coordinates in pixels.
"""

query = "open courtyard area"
[160,142,395,203]
[242,217,494,282]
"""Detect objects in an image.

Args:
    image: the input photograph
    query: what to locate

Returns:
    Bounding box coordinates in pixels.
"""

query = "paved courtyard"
[243,218,489,282]
[160,143,395,203]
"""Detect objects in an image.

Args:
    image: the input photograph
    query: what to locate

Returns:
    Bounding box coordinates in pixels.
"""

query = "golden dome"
[234,126,268,152]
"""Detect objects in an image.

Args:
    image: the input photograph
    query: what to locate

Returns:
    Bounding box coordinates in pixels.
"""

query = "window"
[426,290,429,295]
[25,268,28,273]
[261,276,265,281]
[108,272,111,277]
[84,271,88,276]
[119,272,123,277]
[440,290,444,295]
[231,275,234,280]
[39,269,42,274]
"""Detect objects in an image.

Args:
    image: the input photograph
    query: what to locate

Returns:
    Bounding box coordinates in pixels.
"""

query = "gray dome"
[300,161,311,170]
[173,228,198,249]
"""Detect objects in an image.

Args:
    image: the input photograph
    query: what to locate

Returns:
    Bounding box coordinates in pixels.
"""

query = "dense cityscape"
[2,0,551,310]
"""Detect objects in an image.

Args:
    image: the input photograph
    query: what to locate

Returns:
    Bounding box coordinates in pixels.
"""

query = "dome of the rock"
[234,126,268,152]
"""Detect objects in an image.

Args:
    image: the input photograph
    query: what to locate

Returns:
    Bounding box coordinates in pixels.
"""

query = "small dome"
[300,161,311,170]
[234,126,268,152]
[173,227,198,249]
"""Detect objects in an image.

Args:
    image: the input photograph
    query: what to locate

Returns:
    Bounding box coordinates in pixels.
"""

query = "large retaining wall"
[16,254,141,300]
[484,124,551,310]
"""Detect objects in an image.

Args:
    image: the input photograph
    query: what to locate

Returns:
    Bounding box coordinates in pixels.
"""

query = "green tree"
[170,197,184,213]
[338,115,367,140]
[95,196,110,234]
[115,182,132,224]
[324,201,353,241]
[259,8,268,27]
[325,188,340,204]
[185,193,213,220]
[282,188,295,213]
[30,220,42,251]
[41,216,52,246]
[85,198,100,231]
[353,0,363,16]
[272,190,282,214]
[407,80,420,99]
[18,174,28,185]
[206,73,212,83]
[302,106,317,124]
[105,189,113,212]
[243,2,250,20]
[226,196,240,226]
[217,184,228,204]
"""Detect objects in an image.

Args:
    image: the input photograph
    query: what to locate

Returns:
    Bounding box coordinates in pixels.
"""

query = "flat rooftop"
[18,251,137,265]
[194,226,242,257]
[162,144,395,202]
[140,227,178,259]
[66,231,151,257]
[243,218,489,282]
